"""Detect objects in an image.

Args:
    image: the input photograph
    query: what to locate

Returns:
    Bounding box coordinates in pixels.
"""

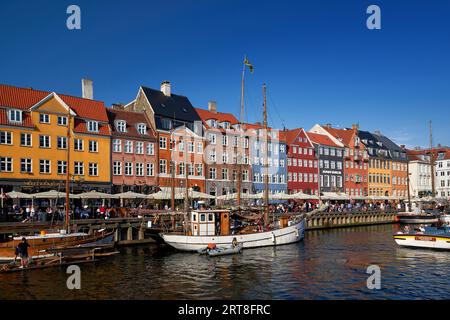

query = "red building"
[107,108,158,193]
[285,128,319,195]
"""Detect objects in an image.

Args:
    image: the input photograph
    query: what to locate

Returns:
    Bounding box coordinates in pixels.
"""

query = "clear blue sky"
[1,0,449,148]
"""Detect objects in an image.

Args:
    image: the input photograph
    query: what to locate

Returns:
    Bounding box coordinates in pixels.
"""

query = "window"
[179,162,185,175]
[39,113,50,124]
[196,163,203,176]
[87,121,99,132]
[146,163,154,176]
[113,161,122,175]
[159,137,167,149]
[136,141,144,154]
[137,123,147,135]
[147,143,155,155]
[39,160,51,174]
[88,140,98,152]
[74,139,84,151]
[159,160,167,174]
[209,149,216,162]
[208,133,216,144]
[188,141,194,153]
[0,131,13,145]
[243,170,249,181]
[74,162,84,175]
[57,136,67,149]
[222,135,228,146]
[125,140,133,153]
[8,109,22,123]
[209,168,216,179]
[57,116,68,126]
[222,168,228,180]
[188,163,194,176]
[39,135,51,148]
[116,121,126,132]
[21,158,32,173]
[197,142,203,153]
[89,163,98,176]
[125,162,133,176]
[135,163,144,176]
[20,133,32,147]
[113,139,122,152]
[57,160,67,175]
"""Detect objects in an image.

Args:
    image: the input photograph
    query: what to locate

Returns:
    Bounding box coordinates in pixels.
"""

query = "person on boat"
[17,237,30,268]
[232,237,238,248]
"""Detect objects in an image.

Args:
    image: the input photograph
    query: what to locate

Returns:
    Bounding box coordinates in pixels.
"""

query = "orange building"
[0,84,111,193]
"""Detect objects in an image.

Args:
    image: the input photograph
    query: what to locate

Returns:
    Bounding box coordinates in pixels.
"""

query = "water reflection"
[1,224,449,300]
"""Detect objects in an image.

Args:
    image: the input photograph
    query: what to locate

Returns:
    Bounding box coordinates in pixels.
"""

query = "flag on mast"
[244,57,254,73]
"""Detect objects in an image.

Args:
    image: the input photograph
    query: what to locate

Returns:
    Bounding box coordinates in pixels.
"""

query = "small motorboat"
[393,226,450,250]
[396,212,438,224]
[207,243,243,257]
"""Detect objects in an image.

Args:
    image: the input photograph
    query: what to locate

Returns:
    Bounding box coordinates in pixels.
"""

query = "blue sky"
[0,0,449,148]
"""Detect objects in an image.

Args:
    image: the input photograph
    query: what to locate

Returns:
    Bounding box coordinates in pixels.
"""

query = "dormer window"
[8,109,22,123]
[137,123,147,135]
[208,119,217,128]
[116,120,127,132]
[221,122,230,129]
[87,121,99,132]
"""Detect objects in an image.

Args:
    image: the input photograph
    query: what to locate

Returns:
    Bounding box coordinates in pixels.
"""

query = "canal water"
[1,223,449,300]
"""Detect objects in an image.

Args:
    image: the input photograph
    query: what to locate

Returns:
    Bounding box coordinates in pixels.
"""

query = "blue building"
[248,125,287,199]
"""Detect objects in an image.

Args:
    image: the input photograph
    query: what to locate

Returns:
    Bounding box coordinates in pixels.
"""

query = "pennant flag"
[244,57,254,73]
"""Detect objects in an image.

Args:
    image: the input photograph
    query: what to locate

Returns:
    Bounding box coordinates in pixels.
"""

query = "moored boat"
[393,226,450,250]
[396,212,438,224]
[207,243,243,257]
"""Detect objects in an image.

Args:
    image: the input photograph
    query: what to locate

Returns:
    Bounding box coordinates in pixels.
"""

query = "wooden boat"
[0,229,114,261]
[394,226,450,250]
[440,213,450,224]
[396,212,438,224]
[207,243,243,257]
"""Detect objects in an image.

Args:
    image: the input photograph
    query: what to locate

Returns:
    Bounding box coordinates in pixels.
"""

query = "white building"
[435,150,450,199]
[407,153,432,198]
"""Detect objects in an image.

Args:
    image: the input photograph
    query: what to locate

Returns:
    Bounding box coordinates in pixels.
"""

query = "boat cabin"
[190,210,231,236]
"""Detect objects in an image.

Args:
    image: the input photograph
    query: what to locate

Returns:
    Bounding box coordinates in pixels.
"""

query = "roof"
[306,132,342,148]
[0,109,34,128]
[0,84,109,122]
[106,108,156,139]
[141,86,200,123]
[322,127,355,146]
[73,119,110,136]
[195,108,239,125]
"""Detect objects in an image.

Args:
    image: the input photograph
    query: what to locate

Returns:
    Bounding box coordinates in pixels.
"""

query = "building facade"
[107,108,158,193]
[195,102,252,197]
[125,81,206,192]
[0,84,111,193]
[435,149,450,198]
[285,128,319,195]
[406,150,432,198]
[311,124,369,198]
[306,132,345,194]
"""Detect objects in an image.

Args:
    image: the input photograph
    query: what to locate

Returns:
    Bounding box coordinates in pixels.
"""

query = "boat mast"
[262,84,269,227]
[237,58,246,208]
[429,120,435,198]
[65,106,71,233]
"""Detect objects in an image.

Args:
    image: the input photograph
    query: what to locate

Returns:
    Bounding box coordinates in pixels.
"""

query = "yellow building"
[0,85,111,193]
[368,158,392,197]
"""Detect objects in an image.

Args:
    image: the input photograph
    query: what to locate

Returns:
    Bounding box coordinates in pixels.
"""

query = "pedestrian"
[17,237,30,268]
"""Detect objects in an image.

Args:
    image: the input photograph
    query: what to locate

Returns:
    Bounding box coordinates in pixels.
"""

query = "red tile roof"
[0,109,34,128]
[106,108,156,140]
[0,84,109,122]
[284,128,303,145]
[322,127,355,146]
[73,119,111,136]
[306,132,341,147]
[195,108,239,125]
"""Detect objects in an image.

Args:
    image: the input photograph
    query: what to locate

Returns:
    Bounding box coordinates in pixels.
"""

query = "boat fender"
[271,232,276,244]
[294,229,299,238]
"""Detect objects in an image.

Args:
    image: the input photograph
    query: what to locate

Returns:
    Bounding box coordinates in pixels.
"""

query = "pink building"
[107,108,158,193]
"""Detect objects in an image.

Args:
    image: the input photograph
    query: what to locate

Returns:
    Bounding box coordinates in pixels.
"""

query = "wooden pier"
[305,211,397,230]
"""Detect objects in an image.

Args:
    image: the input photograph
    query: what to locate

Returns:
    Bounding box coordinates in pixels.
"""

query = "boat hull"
[161,219,305,252]
[397,214,438,224]
[440,214,450,224]
[394,234,450,250]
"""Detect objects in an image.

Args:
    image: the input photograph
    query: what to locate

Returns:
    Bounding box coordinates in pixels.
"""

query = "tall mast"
[262,84,269,226]
[429,120,435,197]
[65,107,71,233]
[237,59,246,208]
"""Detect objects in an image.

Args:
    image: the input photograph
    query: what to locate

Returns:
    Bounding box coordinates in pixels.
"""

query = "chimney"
[112,103,125,110]
[400,144,406,149]
[208,101,217,113]
[352,123,359,131]
[161,81,171,97]
[325,123,332,128]
[82,78,93,100]
[374,130,381,136]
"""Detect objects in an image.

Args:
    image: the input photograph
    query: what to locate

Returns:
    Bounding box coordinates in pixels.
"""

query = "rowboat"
[393,226,450,250]
[0,229,114,261]
[207,243,243,257]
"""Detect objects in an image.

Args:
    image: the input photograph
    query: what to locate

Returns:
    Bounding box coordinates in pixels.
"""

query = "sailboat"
[0,103,114,262]
[160,59,306,252]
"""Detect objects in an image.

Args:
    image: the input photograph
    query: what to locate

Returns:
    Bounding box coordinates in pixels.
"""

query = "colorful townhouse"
[306,131,345,194]
[0,83,111,193]
[285,128,319,195]
[406,150,432,198]
[124,81,206,193]
[310,124,369,198]
[195,102,252,197]
[107,108,158,194]
[248,124,287,196]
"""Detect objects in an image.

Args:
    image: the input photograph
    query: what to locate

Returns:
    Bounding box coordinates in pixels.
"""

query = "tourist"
[17,237,30,268]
